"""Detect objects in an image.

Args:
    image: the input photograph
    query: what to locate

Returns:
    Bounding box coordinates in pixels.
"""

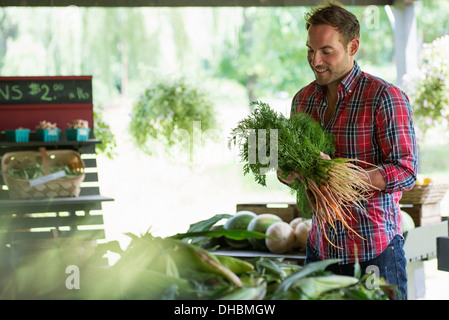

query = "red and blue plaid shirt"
[291,61,418,264]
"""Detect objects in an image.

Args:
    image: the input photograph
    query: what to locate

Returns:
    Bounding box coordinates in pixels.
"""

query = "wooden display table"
[213,249,306,264]
[236,202,300,222]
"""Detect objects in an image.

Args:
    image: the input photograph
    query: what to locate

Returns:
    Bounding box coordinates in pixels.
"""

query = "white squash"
[294,219,312,251]
[265,221,295,254]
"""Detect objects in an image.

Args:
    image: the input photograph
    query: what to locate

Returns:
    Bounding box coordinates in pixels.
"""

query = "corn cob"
[118,268,195,300]
[294,275,358,300]
[218,282,267,300]
[214,254,254,274]
[116,234,244,287]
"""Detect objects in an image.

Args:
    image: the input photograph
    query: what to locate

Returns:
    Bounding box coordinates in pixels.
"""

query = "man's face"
[306,24,357,88]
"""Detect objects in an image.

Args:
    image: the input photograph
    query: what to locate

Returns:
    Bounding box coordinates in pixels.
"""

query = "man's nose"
[310,52,323,67]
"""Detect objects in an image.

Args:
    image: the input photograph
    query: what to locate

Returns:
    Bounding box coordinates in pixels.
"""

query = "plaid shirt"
[291,61,418,264]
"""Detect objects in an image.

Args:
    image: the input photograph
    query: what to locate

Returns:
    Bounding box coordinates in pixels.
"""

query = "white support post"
[391,0,419,87]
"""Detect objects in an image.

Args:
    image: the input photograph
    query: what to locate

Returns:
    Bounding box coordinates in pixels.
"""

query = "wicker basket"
[1,149,85,199]
[400,183,449,204]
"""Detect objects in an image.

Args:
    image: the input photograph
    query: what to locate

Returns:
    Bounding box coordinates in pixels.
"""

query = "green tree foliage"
[352,6,394,67]
[93,105,117,159]
[2,3,449,154]
[216,7,311,104]
[415,0,449,43]
[0,8,19,71]
[0,7,156,158]
[78,7,160,98]
[215,6,396,105]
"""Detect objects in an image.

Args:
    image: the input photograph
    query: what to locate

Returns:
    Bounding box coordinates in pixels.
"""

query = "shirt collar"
[341,61,361,93]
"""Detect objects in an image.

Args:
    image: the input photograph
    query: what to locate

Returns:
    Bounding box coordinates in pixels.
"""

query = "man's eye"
[323,51,332,55]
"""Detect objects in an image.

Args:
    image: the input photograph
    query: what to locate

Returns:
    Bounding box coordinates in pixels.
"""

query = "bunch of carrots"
[303,159,376,248]
[229,101,378,248]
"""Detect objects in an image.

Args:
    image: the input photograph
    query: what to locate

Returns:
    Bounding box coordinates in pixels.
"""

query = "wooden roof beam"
[0,0,395,7]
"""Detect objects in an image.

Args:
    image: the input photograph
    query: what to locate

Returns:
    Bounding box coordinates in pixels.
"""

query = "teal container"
[6,129,30,143]
[37,128,60,142]
[66,128,90,141]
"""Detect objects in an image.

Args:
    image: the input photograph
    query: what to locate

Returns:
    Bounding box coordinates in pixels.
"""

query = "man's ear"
[348,38,359,56]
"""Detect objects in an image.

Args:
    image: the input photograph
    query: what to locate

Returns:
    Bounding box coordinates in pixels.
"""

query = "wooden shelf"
[0,195,114,211]
[0,133,102,154]
[0,138,101,148]
[0,138,113,243]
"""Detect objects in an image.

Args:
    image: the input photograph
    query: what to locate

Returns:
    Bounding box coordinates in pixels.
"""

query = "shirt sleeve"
[375,86,418,193]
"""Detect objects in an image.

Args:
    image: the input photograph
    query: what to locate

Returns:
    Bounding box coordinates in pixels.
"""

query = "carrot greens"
[229,101,378,248]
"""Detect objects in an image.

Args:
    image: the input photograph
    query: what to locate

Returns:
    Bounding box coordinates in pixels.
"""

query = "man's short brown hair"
[305,1,360,46]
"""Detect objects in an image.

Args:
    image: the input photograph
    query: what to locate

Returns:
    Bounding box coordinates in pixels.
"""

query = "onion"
[289,217,303,230]
[265,221,295,254]
[293,220,311,251]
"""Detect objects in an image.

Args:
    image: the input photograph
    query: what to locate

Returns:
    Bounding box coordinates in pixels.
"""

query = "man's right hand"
[277,152,329,185]
[277,169,304,185]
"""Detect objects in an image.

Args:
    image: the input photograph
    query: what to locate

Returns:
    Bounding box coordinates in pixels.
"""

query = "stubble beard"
[311,57,353,88]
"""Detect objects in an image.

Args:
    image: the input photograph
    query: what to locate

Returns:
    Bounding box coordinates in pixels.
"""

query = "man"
[278,2,418,299]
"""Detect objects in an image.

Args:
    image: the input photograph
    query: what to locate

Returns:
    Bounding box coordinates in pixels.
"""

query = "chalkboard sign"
[0,76,94,132]
[0,76,92,105]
